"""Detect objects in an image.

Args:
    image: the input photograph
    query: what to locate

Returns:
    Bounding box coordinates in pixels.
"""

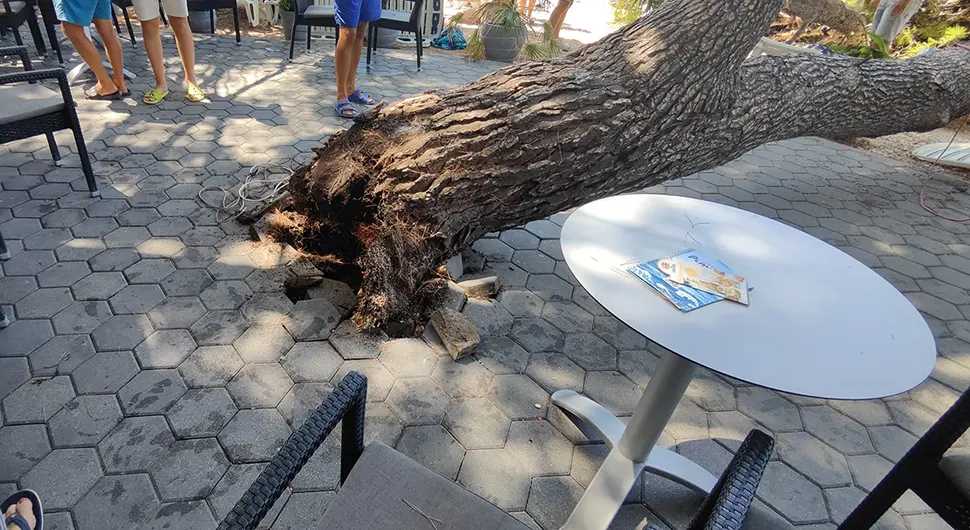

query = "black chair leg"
[288,18,297,60]
[45,22,63,63]
[45,132,61,166]
[232,5,240,44]
[365,24,372,66]
[0,304,8,328]
[26,9,47,56]
[112,7,121,33]
[71,123,99,197]
[13,27,23,46]
[306,25,310,52]
[0,227,9,261]
[209,8,215,33]
[122,7,137,45]
[160,5,167,26]
[416,29,421,70]
[1,28,7,40]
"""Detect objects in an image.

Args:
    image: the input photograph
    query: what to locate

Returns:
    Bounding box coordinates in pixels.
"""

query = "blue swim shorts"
[334,0,380,28]
[54,0,113,26]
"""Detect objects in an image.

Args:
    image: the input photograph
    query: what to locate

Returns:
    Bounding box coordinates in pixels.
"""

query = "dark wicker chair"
[218,371,779,530]
[838,386,970,529]
[0,45,99,195]
[0,0,46,56]
[34,0,62,63]
[186,0,240,44]
[366,0,423,70]
[286,0,336,61]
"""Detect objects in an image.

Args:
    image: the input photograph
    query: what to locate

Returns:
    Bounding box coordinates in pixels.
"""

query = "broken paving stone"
[459,275,501,300]
[283,299,341,341]
[430,308,480,360]
[306,278,357,317]
[329,319,387,360]
[441,281,467,312]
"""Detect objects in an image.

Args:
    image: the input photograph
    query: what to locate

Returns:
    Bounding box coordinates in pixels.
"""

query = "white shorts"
[132,0,188,20]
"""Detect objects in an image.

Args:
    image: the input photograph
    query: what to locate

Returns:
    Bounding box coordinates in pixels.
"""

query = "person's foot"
[85,83,121,101]
[185,83,205,103]
[143,87,170,105]
[4,497,36,530]
[348,89,378,106]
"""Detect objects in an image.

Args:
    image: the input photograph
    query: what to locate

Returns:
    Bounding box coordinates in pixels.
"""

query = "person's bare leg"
[345,21,367,97]
[549,0,572,38]
[61,22,117,94]
[140,17,167,91]
[92,18,127,93]
[335,26,356,101]
[168,16,197,87]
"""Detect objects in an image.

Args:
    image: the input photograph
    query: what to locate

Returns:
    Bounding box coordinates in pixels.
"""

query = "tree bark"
[282,0,970,330]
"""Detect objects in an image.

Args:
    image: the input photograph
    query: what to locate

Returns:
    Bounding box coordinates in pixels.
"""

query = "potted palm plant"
[451,0,564,62]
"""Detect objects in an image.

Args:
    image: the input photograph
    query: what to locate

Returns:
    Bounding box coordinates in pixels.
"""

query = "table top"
[561,194,936,400]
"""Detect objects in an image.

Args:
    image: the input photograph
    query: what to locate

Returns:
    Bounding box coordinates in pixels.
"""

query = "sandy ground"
[850,119,970,181]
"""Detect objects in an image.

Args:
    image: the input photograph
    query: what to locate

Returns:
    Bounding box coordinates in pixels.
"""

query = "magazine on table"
[625,249,750,312]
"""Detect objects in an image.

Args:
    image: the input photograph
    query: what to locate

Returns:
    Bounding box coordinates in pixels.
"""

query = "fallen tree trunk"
[280,0,970,331]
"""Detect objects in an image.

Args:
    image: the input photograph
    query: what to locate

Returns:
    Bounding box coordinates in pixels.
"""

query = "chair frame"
[34,0,62,63]
[111,0,168,46]
[366,0,423,70]
[218,370,774,530]
[186,0,240,44]
[0,0,46,57]
[0,45,99,196]
[838,386,970,528]
[286,0,336,61]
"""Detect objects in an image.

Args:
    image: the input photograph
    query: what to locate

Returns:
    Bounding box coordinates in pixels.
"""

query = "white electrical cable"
[198,165,295,222]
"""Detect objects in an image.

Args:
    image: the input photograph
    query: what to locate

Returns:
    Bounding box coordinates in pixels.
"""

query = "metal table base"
[553,350,717,530]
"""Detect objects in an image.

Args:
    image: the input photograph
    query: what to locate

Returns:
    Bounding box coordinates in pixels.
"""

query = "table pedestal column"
[553,350,717,530]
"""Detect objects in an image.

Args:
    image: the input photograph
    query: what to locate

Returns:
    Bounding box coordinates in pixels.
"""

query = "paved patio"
[1,29,969,530]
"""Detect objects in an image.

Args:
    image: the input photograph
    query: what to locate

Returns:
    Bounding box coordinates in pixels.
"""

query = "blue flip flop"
[348,89,379,106]
[335,99,359,119]
[2,490,43,530]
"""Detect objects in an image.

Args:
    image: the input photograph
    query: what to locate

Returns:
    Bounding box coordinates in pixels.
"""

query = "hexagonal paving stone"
[0,276,38,304]
[160,269,215,297]
[442,397,511,450]
[28,334,97,376]
[570,444,642,504]
[200,280,253,310]
[20,448,103,510]
[134,329,198,369]
[48,394,123,448]
[500,229,540,250]
[176,344,244,389]
[72,350,139,394]
[510,318,564,353]
[98,416,176,472]
[562,332,618,371]
[71,271,127,300]
[457,448,532,511]
[207,254,258,280]
[147,296,207,329]
[800,405,874,455]
[118,369,188,415]
[0,319,53,357]
[869,424,919,463]
[498,290,545,318]
[526,273,574,301]
[3,250,56,276]
[0,424,51,481]
[88,248,140,272]
[431,357,493,398]
[228,363,293,408]
[471,238,514,262]
[395,424,465,480]
[108,284,166,314]
[541,301,593,333]
[91,315,154,351]
[847,453,928,514]
[756,461,828,524]
[74,474,160,530]
[240,292,294,325]
[593,315,648,351]
[270,491,336,530]
[281,341,343,382]
[15,287,73,319]
[123,258,176,284]
[737,386,802,432]
[282,299,341,341]
[0,357,29,400]
[386,377,450,426]
[584,371,641,415]
[233,324,295,363]
[379,338,438,378]
[306,278,357,317]
[104,226,152,248]
[489,374,549,420]
[165,387,237,438]
[138,500,218,530]
[525,353,586,394]
[191,310,250,346]
[2,375,75,423]
[278,382,334,428]
[505,419,573,476]
[51,300,113,334]
[208,463,291,522]
[332,360,396,402]
[475,336,531,375]
[218,408,292,463]
[151,437,230,501]
[526,476,585,530]
[329,319,388,360]
[462,299,515,335]
[512,249,556,274]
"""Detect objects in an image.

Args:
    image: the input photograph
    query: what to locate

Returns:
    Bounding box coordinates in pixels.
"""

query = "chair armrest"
[217,371,368,530]
[687,429,774,530]
[0,68,73,103]
[0,46,31,71]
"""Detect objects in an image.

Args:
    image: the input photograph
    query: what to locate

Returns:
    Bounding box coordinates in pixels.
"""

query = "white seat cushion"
[941,448,970,497]
[0,84,65,125]
[380,9,409,22]
[0,1,27,15]
[303,4,333,17]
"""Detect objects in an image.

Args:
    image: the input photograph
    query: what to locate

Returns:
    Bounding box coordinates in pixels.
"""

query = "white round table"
[553,194,936,530]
